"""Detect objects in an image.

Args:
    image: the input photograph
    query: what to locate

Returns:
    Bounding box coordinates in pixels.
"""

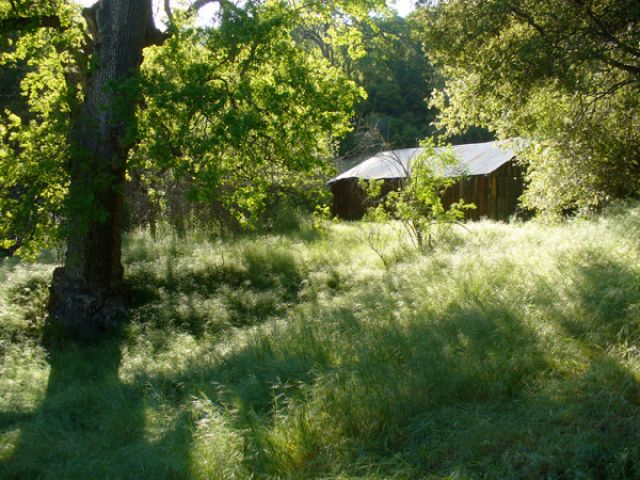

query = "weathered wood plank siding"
[331,179,403,219]
[442,160,525,220]
[332,160,525,221]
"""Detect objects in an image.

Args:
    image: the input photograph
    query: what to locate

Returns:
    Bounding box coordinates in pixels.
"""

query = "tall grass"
[1,204,640,479]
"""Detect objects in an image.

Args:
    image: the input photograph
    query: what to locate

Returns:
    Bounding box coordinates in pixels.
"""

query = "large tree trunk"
[49,0,161,338]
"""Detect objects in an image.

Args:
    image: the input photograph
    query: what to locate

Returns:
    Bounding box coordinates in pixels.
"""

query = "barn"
[328,140,525,220]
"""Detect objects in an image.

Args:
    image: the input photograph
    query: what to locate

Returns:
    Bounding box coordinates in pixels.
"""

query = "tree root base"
[48,267,126,340]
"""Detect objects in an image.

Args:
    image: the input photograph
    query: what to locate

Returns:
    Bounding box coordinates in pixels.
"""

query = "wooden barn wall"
[331,179,403,220]
[331,180,367,219]
[331,160,524,221]
[442,161,525,220]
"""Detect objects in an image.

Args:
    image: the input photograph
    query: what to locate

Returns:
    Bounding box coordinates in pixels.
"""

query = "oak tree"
[0,0,383,337]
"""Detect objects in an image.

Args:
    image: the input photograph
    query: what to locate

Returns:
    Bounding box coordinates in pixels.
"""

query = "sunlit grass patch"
[0,264,51,342]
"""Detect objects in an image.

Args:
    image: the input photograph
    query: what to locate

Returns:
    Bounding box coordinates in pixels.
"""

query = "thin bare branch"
[597,54,640,77]
[191,0,221,12]
[163,0,175,25]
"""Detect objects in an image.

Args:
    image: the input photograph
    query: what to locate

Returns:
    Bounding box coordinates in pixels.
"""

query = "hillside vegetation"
[1,205,640,479]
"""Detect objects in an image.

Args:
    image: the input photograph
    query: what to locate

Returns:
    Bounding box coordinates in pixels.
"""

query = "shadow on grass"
[1,327,194,480]
[126,239,305,338]
[554,248,640,348]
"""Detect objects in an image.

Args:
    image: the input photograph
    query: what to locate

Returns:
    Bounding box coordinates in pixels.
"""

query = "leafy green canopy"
[135,0,376,228]
[416,0,640,215]
[0,0,85,257]
[0,0,385,254]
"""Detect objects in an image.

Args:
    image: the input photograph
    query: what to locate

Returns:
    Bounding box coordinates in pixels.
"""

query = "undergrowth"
[1,203,640,479]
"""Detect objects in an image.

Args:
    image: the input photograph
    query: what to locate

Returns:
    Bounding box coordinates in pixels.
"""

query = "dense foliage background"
[416,0,640,215]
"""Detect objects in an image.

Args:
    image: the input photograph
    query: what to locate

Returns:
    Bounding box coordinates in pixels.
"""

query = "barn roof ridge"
[329,140,516,185]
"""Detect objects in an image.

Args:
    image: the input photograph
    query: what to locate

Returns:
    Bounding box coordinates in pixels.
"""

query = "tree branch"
[191,0,220,12]
[598,54,640,77]
[591,78,634,102]
[191,0,221,12]
[507,5,547,39]
[144,24,167,47]
[571,0,640,60]
[191,0,242,16]
[163,0,175,26]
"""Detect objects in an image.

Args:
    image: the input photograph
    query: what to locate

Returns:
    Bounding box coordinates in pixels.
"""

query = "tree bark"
[48,0,159,338]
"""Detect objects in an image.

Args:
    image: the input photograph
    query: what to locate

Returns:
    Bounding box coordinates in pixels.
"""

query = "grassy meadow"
[1,204,640,479]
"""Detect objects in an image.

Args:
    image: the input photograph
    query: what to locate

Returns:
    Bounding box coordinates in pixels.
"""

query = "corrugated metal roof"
[328,141,515,184]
